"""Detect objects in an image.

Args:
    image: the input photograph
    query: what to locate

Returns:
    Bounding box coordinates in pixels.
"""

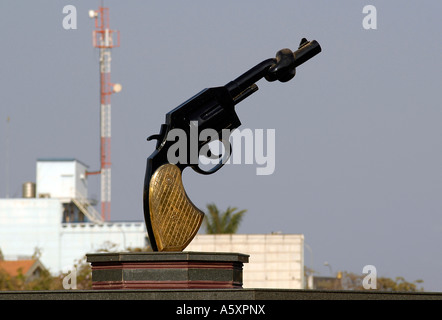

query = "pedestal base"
[86,251,249,290]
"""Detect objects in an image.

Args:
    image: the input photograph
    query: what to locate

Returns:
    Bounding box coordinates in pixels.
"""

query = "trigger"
[191,139,232,175]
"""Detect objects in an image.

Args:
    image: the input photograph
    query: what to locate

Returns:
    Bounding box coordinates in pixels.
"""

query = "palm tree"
[204,203,247,234]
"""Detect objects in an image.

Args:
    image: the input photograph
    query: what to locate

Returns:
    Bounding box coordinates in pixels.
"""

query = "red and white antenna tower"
[88,7,121,221]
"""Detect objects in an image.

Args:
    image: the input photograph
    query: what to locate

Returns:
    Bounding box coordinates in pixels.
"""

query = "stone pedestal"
[86,251,249,290]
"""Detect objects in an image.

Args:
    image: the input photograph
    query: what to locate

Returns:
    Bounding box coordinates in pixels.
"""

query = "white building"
[36,158,89,201]
[0,159,147,274]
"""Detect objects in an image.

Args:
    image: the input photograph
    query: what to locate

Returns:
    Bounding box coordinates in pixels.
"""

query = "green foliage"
[204,203,247,234]
[340,271,424,292]
[377,276,424,292]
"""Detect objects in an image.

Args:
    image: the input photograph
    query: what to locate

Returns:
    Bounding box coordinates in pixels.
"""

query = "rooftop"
[0,259,39,277]
[36,158,89,168]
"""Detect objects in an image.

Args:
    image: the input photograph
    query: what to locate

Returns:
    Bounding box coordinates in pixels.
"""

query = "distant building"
[0,259,46,282]
[187,233,305,289]
[0,158,147,274]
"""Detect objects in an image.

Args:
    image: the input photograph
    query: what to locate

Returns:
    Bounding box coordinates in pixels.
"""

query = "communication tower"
[88,7,121,221]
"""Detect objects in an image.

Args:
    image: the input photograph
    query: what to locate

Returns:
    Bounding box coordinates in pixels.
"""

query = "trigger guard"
[192,140,231,175]
[199,143,222,160]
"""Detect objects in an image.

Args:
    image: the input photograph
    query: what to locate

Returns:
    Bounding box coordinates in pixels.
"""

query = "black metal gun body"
[144,38,321,251]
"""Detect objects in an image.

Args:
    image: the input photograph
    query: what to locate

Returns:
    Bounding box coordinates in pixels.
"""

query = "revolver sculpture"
[143,38,321,251]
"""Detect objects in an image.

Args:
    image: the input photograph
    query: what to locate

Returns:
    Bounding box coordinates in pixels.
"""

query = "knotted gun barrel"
[226,38,321,99]
[144,38,321,251]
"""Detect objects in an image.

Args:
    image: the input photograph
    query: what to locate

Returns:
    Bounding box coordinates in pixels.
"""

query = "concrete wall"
[187,234,304,289]
[0,199,63,272]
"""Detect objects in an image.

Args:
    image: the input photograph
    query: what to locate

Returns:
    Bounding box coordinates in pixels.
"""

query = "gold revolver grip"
[149,163,204,251]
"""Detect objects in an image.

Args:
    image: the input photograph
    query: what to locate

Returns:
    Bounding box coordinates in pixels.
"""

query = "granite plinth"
[1,289,442,300]
[86,251,249,290]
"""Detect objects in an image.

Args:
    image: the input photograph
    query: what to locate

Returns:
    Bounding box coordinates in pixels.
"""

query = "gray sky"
[1,1,441,291]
